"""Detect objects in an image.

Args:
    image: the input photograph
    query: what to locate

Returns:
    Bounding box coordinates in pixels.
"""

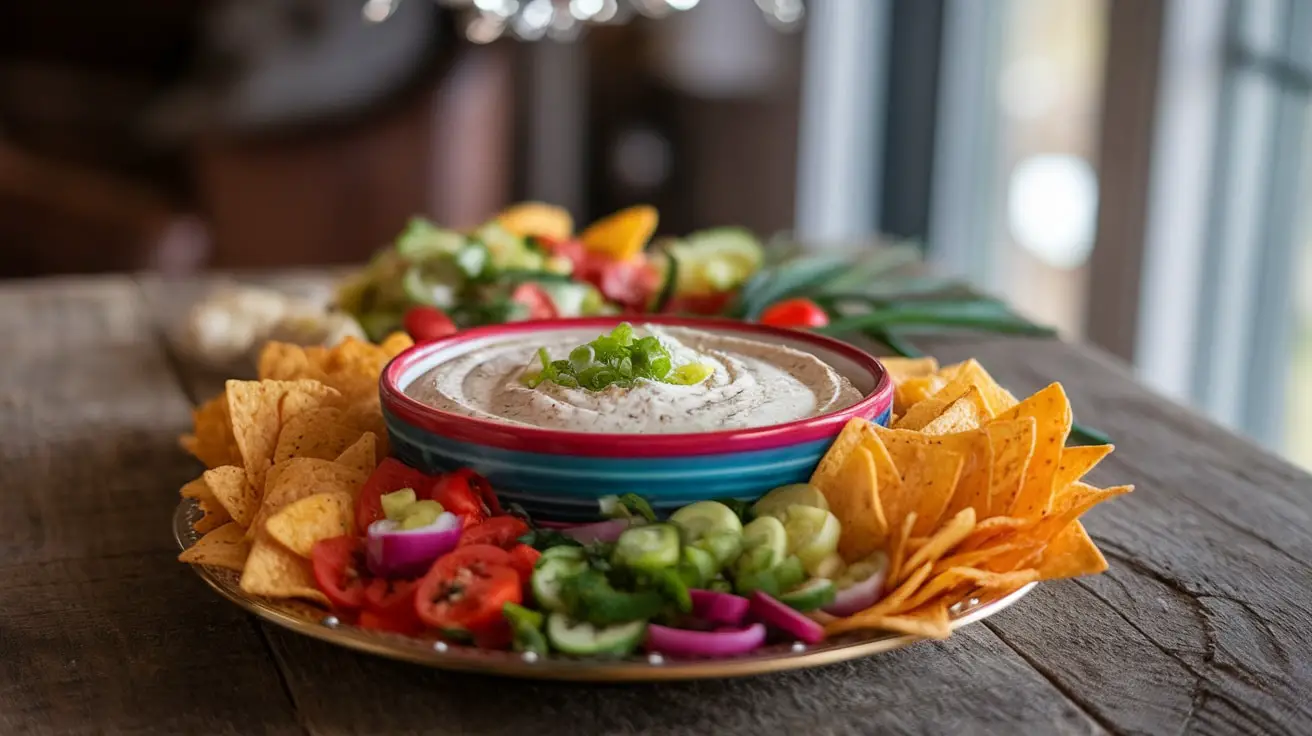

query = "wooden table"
[5,272,1312,735]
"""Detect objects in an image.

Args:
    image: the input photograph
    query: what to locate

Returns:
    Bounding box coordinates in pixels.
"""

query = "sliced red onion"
[536,520,579,530]
[645,623,766,658]
[560,518,631,544]
[366,512,462,579]
[822,561,888,617]
[689,589,751,626]
[749,591,826,644]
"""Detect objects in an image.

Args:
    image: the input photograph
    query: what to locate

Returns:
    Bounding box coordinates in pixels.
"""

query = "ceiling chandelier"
[362,0,804,42]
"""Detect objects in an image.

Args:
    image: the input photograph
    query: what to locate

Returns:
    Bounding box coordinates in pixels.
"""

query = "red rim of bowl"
[380,316,893,458]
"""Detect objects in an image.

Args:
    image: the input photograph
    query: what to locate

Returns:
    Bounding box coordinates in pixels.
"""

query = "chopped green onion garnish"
[521,323,715,391]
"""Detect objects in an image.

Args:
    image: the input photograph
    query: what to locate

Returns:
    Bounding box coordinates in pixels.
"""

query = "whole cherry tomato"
[403,305,459,343]
[760,298,830,329]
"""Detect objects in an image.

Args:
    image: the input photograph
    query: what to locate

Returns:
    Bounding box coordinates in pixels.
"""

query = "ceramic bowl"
[380,317,893,520]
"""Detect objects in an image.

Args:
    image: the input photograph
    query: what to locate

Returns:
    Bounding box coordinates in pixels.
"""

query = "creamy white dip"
[403,324,864,434]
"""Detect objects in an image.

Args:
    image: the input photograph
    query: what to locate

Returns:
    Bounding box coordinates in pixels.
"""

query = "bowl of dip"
[380,317,893,520]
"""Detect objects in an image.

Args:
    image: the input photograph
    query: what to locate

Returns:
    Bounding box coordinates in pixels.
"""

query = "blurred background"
[1,0,1309,465]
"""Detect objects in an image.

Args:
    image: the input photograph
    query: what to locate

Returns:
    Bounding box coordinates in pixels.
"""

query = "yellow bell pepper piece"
[495,202,574,241]
[579,205,659,261]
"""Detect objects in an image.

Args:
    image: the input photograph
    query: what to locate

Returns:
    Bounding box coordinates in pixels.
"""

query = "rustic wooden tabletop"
[4,272,1311,735]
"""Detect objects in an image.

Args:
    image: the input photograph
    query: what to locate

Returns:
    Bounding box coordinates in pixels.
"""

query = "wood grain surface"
[2,273,1310,735]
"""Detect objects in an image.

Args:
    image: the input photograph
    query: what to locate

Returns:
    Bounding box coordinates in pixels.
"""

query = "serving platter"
[175,500,1034,682]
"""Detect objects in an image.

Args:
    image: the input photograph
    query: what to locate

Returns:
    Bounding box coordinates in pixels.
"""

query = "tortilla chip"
[984,418,1036,517]
[894,375,948,415]
[895,566,1039,614]
[182,394,239,468]
[987,482,1131,571]
[931,540,1041,576]
[227,379,340,490]
[920,388,986,435]
[179,477,210,500]
[955,516,1030,554]
[879,357,939,383]
[894,507,976,586]
[318,338,392,403]
[240,534,330,605]
[826,599,951,640]
[886,513,917,586]
[899,445,965,538]
[940,359,1018,413]
[893,397,950,431]
[204,465,260,529]
[870,560,932,616]
[379,331,415,358]
[178,523,251,571]
[273,409,361,465]
[1054,444,1114,490]
[496,201,575,240]
[1035,521,1108,579]
[265,492,354,557]
[991,383,1072,518]
[334,432,377,475]
[258,342,325,382]
[340,397,389,457]
[874,425,990,522]
[248,458,368,536]
[193,497,232,534]
[811,418,870,490]
[823,445,890,561]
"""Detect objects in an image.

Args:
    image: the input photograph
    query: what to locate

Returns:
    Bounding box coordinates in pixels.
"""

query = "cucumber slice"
[395,219,466,259]
[777,505,842,572]
[668,227,764,294]
[539,545,586,562]
[475,222,545,271]
[751,483,830,519]
[531,556,587,612]
[811,553,846,580]
[778,578,838,612]
[736,516,788,574]
[670,501,744,567]
[613,523,681,571]
[546,613,647,657]
[678,545,719,588]
[734,554,806,597]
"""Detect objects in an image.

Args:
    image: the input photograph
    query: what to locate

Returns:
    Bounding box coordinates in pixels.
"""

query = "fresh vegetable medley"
[312,458,869,657]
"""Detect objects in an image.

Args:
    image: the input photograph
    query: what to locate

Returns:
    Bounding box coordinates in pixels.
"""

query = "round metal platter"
[176,501,1034,682]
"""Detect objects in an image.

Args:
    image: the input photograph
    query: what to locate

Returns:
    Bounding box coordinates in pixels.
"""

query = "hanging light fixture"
[363,0,803,41]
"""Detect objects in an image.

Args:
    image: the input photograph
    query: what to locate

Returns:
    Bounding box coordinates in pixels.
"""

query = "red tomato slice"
[415,545,522,639]
[311,536,370,611]
[360,578,425,635]
[464,469,504,516]
[403,306,459,343]
[357,459,434,534]
[597,257,661,311]
[506,543,541,582]
[760,298,830,329]
[510,283,559,320]
[429,470,489,527]
[459,517,531,551]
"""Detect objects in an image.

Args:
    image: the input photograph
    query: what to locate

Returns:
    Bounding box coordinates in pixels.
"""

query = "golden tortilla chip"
[204,465,260,528]
[984,418,1036,517]
[991,383,1072,518]
[895,566,1039,614]
[894,507,976,586]
[893,397,950,431]
[258,342,326,383]
[955,516,1029,554]
[240,533,330,605]
[182,394,239,468]
[811,418,870,490]
[825,446,890,561]
[869,560,932,616]
[379,331,414,358]
[874,425,990,522]
[265,492,354,557]
[940,359,1018,413]
[179,477,210,500]
[178,523,251,571]
[317,338,394,403]
[227,379,340,491]
[879,356,939,383]
[1035,521,1108,579]
[988,482,1131,571]
[496,201,575,240]
[273,409,361,465]
[886,513,917,586]
[899,445,964,538]
[920,388,986,435]
[249,458,368,537]
[894,375,948,415]
[827,600,951,640]
[931,540,1041,576]
[1054,444,1114,490]
[334,432,378,475]
[193,497,232,534]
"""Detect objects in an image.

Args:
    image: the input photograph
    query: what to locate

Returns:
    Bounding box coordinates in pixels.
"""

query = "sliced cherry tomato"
[403,305,459,343]
[359,578,425,635]
[464,469,504,516]
[311,536,370,610]
[760,298,830,329]
[510,283,559,320]
[415,545,522,639]
[429,470,489,527]
[507,543,541,582]
[596,257,662,312]
[459,516,531,551]
[357,458,434,534]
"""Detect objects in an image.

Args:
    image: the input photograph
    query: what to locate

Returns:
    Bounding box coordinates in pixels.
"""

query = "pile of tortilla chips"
[177,333,413,605]
[810,356,1130,640]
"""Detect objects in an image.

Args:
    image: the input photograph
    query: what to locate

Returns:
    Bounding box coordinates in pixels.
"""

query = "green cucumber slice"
[613,523,681,571]
[678,545,719,588]
[538,545,586,561]
[546,613,647,657]
[531,556,587,613]
[751,483,830,519]
[670,501,744,566]
[668,227,764,294]
[737,516,788,574]
[776,505,842,572]
[778,578,838,612]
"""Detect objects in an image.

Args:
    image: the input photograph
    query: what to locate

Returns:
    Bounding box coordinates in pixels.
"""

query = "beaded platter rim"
[175,500,1034,682]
